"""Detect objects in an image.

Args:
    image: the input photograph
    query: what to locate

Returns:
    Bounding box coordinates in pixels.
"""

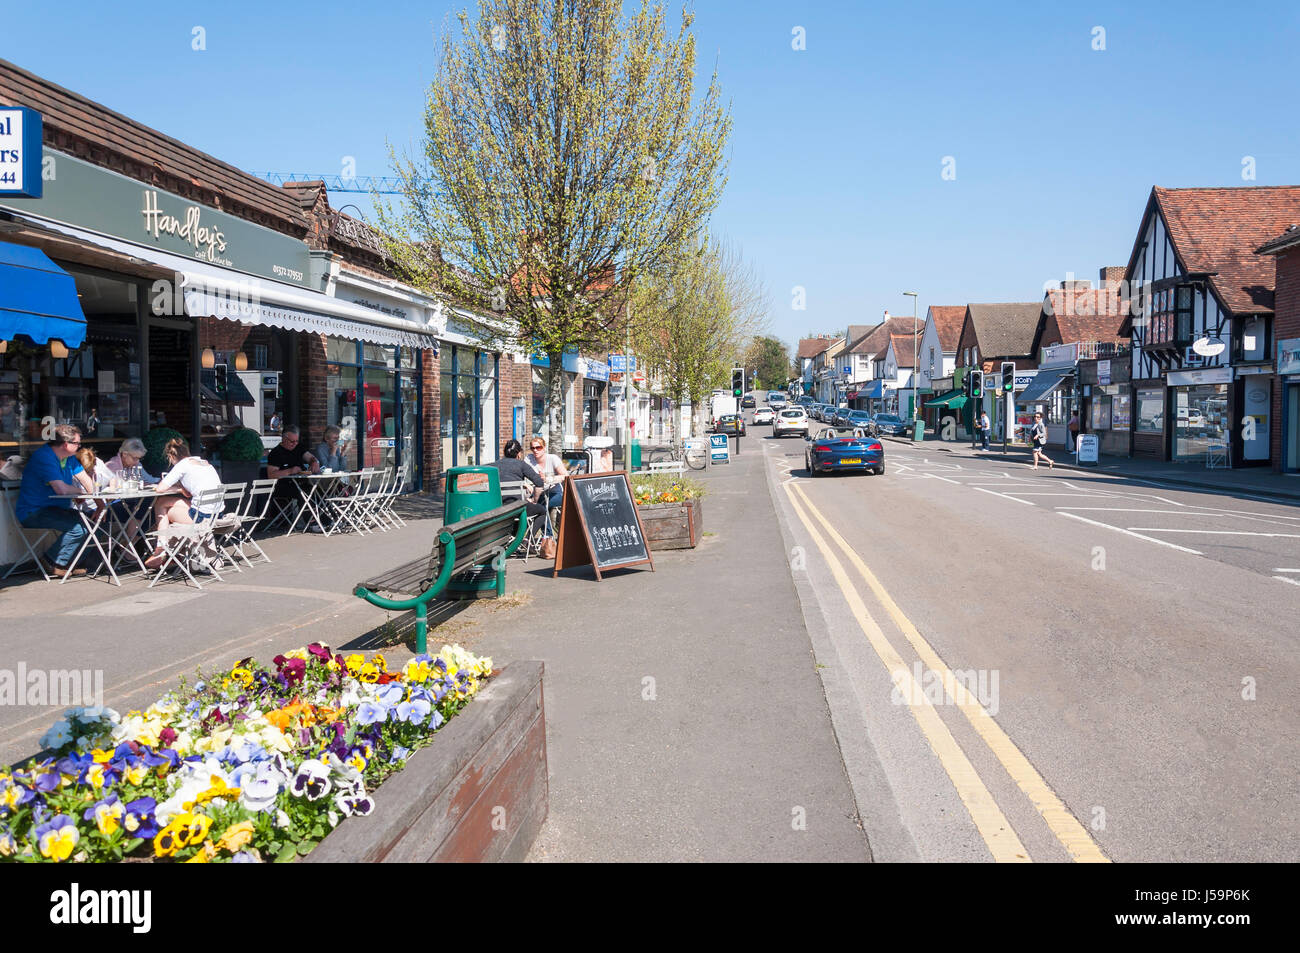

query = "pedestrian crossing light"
[732,367,745,398]
[969,370,983,399]
[1001,361,1015,395]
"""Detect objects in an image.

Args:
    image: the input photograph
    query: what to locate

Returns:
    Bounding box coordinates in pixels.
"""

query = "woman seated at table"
[143,438,223,569]
[105,437,160,485]
[314,425,350,473]
[74,446,117,500]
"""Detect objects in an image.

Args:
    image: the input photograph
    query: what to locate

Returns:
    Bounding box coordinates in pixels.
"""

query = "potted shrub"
[142,426,184,476]
[631,473,706,550]
[219,427,265,485]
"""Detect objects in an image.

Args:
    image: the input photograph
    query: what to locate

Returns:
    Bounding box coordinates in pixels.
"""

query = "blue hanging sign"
[0,107,44,199]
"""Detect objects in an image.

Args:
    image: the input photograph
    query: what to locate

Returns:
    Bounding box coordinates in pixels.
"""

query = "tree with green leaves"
[632,236,769,437]
[741,335,791,391]
[376,0,731,449]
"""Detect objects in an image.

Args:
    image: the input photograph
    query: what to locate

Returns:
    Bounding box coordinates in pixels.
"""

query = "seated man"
[265,425,321,525]
[15,424,97,578]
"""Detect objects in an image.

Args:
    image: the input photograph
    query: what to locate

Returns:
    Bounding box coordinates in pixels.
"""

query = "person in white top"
[524,437,569,511]
[143,437,223,569]
[72,446,117,508]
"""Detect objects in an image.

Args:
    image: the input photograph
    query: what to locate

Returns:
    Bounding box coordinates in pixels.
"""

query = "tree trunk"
[546,354,565,453]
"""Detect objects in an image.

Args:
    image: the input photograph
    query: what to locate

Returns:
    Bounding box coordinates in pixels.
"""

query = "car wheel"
[873,466,885,475]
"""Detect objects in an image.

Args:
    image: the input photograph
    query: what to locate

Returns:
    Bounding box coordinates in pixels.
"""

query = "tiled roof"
[1151,186,1300,314]
[965,303,1042,358]
[797,337,833,360]
[848,316,918,355]
[927,306,966,351]
[889,332,918,367]
[1043,288,1127,345]
[1257,223,1300,257]
[0,57,307,235]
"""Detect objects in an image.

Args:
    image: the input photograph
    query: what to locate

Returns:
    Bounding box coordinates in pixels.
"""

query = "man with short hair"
[266,426,320,481]
[16,424,96,577]
[978,410,991,451]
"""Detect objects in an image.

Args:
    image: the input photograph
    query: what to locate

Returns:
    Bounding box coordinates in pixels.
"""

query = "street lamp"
[903,291,919,426]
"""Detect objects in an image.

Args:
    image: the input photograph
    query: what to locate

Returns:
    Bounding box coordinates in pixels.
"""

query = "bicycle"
[646,439,708,471]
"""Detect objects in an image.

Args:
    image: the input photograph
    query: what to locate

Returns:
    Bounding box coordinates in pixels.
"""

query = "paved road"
[753,412,1298,862]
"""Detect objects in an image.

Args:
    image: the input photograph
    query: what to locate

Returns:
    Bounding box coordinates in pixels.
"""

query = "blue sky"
[5,0,1300,354]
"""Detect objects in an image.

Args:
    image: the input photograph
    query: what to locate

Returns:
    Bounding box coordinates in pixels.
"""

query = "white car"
[753,407,775,424]
[773,407,809,438]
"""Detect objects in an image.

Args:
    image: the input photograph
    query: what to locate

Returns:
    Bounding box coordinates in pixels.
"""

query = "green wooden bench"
[354,501,529,653]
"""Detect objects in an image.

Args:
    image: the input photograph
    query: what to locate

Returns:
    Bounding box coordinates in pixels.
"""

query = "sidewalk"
[0,452,870,862]
[478,446,870,862]
[883,433,1300,502]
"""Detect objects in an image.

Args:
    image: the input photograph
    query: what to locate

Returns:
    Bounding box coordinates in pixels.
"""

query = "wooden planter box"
[636,499,703,550]
[305,661,548,863]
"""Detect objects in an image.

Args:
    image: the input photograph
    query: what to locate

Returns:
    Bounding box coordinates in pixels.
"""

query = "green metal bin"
[443,466,503,598]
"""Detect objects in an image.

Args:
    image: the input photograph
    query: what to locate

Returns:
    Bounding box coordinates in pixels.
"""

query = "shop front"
[1167,368,1231,465]
[442,343,500,468]
[1280,339,1300,473]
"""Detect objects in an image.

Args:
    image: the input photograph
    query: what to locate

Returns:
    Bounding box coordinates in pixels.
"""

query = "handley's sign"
[141,189,229,265]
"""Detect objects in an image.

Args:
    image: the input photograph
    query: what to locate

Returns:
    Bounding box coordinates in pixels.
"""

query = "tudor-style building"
[1257,224,1300,472]
[1119,186,1300,468]
[916,306,964,430]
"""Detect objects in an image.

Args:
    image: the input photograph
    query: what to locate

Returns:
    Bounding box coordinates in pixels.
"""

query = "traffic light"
[1000,361,1015,394]
[731,367,745,398]
[970,370,983,399]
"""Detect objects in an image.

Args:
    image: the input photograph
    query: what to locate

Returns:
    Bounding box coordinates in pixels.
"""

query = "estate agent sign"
[0,107,43,198]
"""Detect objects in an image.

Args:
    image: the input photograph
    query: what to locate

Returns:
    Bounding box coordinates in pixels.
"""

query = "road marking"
[924,473,964,485]
[1054,508,1220,515]
[1126,528,1300,538]
[1057,512,1203,555]
[782,485,1031,862]
[1274,568,1300,573]
[1273,576,1300,587]
[972,486,1035,506]
[788,482,1109,863]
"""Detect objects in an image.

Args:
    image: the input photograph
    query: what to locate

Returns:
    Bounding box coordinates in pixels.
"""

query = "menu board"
[553,471,654,579]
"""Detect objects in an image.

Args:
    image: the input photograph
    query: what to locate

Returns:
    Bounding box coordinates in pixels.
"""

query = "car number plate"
[840,457,862,464]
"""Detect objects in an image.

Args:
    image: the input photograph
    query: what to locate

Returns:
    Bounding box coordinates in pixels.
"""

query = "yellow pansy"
[38,823,79,862]
[194,777,241,806]
[215,821,255,853]
[92,799,124,836]
[345,654,365,675]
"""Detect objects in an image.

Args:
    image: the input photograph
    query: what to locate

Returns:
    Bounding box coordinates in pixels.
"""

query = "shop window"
[1172,384,1229,462]
[1135,388,1164,433]
[1232,315,1269,363]
[1090,396,1111,431]
[198,319,290,453]
[1174,285,1194,345]
[1110,393,1131,431]
[325,336,358,364]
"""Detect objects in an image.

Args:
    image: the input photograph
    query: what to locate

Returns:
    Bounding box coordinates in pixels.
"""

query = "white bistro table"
[284,471,361,536]
[54,488,157,585]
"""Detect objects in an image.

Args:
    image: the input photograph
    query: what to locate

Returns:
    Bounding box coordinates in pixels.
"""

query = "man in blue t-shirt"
[16,424,96,577]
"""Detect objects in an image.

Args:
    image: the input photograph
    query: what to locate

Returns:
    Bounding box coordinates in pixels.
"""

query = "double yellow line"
[784,481,1108,863]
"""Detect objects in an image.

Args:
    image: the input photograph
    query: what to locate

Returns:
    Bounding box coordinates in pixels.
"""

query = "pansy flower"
[335,792,374,818]
[395,698,432,725]
[34,815,79,862]
[307,643,332,662]
[83,794,125,836]
[356,702,387,726]
[123,797,159,839]
[215,820,256,853]
[290,760,331,801]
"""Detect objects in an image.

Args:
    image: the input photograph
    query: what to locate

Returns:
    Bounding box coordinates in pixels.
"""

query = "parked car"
[871,413,909,436]
[768,398,788,411]
[753,406,775,424]
[805,426,885,476]
[846,410,874,429]
[832,406,854,427]
[741,394,756,409]
[714,413,746,436]
[773,407,809,438]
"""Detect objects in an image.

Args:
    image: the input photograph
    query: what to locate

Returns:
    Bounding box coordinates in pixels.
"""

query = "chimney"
[1060,278,1092,291]
[1099,266,1125,290]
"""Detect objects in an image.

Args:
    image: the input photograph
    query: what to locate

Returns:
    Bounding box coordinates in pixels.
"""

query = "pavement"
[0,448,871,863]
[881,431,1300,502]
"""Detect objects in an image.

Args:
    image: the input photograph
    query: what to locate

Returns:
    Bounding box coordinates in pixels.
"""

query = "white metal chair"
[146,487,226,589]
[500,479,547,562]
[210,483,251,572]
[1,482,55,582]
[229,479,277,564]
[375,470,407,530]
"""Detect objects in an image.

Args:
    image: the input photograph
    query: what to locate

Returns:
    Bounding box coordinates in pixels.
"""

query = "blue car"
[804,427,885,476]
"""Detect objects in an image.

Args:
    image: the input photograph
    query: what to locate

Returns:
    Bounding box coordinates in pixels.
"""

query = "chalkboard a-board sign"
[553,471,655,579]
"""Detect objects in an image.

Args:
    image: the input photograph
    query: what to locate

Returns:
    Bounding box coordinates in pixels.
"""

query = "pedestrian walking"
[978,410,991,451]
[1067,411,1080,452]
[1029,412,1053,469]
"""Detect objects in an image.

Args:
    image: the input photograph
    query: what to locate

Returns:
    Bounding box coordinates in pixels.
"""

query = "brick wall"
[298,333,329,449]
[422,347,442,491]
[1272,248,1300,471]
[498,354,532,449]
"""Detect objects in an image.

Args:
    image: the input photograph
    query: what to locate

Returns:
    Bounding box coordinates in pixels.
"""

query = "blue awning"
[1017,366,1073,404]
[0,241,87,348]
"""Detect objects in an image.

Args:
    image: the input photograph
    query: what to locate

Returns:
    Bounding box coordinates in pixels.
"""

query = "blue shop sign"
[609,353,637,372]
[0,107,44,199]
